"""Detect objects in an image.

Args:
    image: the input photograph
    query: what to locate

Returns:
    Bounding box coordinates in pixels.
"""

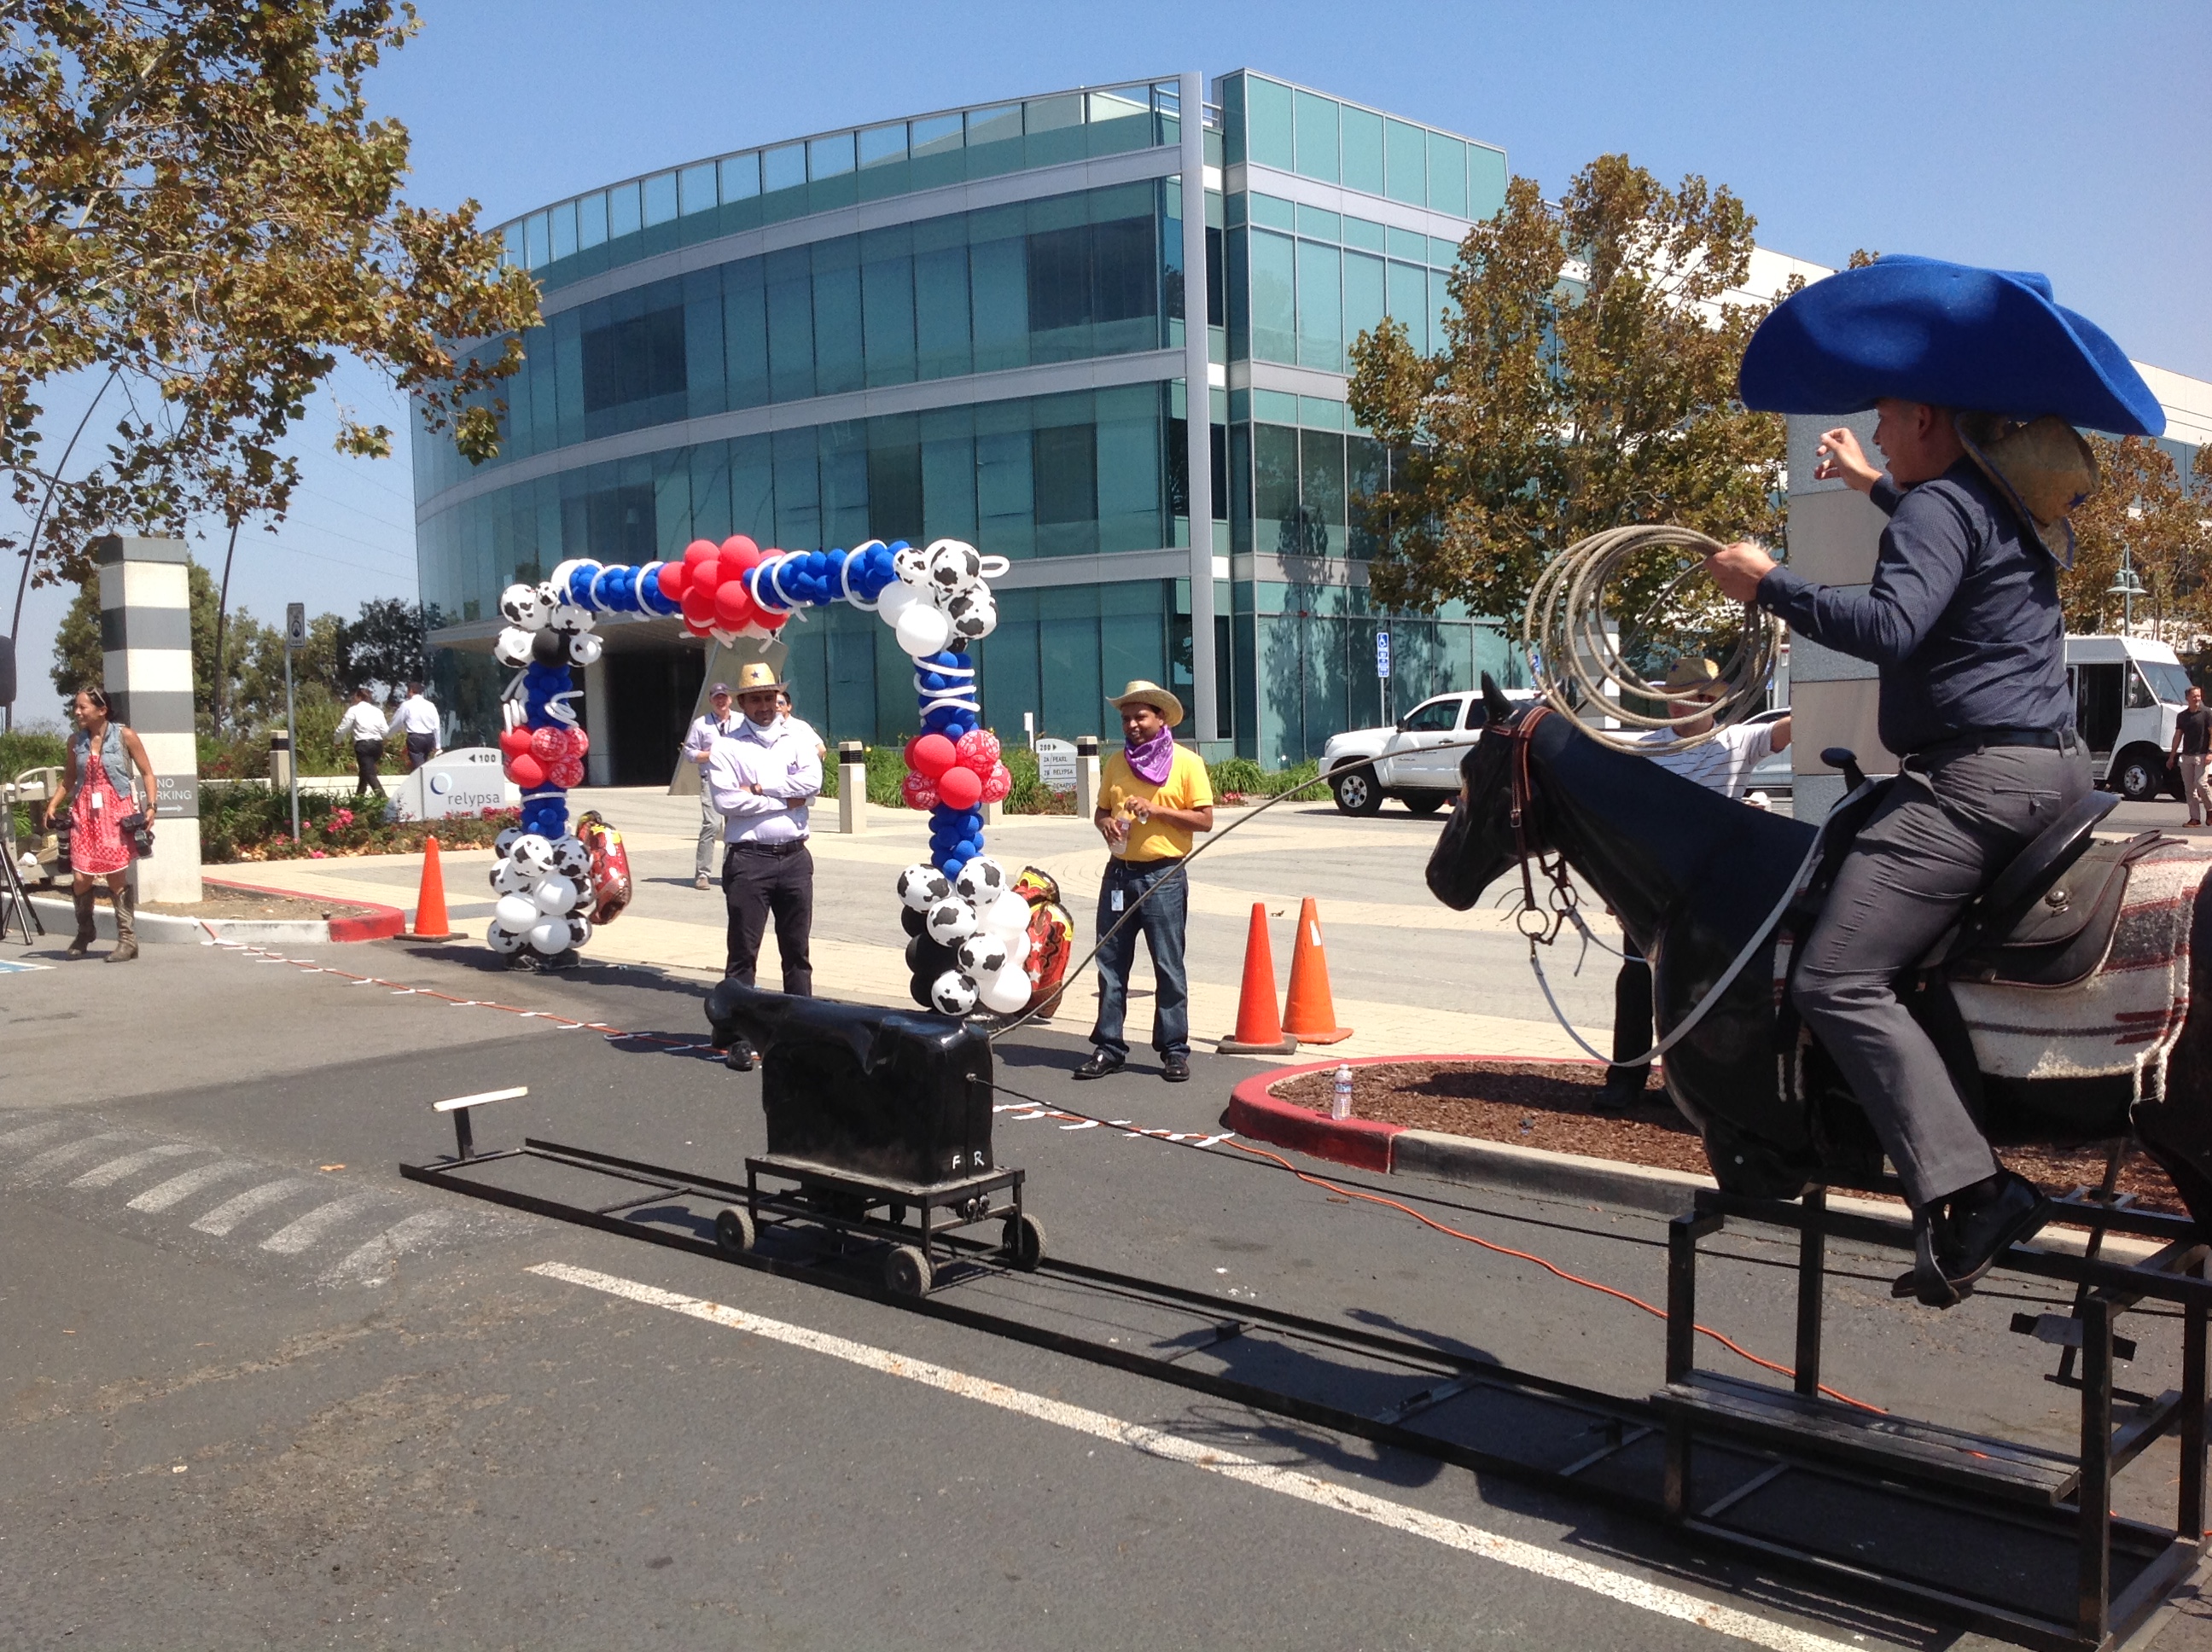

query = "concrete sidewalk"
[207,783,1616,1063]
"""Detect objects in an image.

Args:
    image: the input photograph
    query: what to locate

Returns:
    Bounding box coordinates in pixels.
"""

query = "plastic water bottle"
[1330,1063,1354,1121]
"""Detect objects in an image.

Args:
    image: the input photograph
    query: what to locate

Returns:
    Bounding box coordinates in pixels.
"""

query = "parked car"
[1319,688,1535,816]
[1743,707,1793,800]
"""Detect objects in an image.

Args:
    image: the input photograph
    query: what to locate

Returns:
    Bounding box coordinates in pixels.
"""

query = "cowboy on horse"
[1703,256,2167,1305]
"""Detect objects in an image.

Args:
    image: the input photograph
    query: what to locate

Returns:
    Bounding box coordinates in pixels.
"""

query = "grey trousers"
[1793,742,2089,1208]
[696,786,724,880]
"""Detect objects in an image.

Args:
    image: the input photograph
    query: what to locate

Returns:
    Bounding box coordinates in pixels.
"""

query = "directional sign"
[285,602,307,650]
[1034,737,1077,794]
[1375,631,1391,679]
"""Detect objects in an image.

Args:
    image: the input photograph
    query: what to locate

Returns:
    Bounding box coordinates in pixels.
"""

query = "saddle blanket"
[1777,838,2212,1096]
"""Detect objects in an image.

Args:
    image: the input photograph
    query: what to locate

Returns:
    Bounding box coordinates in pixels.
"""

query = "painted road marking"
[529,1261,1857,1652]
[189,1177,320,1236]
[127,1159,258,1213]
[0,1118,77,1153]
[68,1143,207,1188]
[260,1192,387,1254]
[12,1131,135,1181]
[325,1211,457,1284]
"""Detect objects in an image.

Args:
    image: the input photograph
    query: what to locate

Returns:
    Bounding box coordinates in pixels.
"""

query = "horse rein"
[1505,705,1582,946]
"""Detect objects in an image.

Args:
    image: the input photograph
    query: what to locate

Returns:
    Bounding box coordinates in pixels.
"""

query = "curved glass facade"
[416,72,1517,779]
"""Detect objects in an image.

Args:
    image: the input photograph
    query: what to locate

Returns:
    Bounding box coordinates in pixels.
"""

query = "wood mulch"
[1269,1058,2186,1214]
[141,883,381,922]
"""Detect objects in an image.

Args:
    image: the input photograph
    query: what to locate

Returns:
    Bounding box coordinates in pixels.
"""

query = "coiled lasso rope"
[1522,525,1784,754]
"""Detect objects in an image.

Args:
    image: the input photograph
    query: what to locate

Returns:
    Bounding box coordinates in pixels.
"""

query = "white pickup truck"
[1319,688,1536,816]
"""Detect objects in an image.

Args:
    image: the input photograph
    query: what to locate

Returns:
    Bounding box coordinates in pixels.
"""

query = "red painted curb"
[202,877,408,943]
[1226,1051,1611,1174]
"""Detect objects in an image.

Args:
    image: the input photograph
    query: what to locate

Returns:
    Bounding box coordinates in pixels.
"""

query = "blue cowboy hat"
[1738,255,2164,437]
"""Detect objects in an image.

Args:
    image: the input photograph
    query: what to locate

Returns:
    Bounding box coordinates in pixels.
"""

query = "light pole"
[2109,548,2148,635]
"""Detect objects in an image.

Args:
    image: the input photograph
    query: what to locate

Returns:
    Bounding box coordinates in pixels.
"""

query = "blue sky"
[11,0,2207,720]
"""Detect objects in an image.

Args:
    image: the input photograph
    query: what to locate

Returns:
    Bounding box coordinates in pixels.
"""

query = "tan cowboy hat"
[1659,657,1722,695]
[1956,411,2100,568]
[1108,679,1184,728]
[730,660,783,695]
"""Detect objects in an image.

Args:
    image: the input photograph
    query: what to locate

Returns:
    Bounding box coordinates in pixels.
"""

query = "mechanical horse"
[1427,677,2212,1233]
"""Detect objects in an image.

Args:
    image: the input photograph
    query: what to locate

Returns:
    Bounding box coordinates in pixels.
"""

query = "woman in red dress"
[40,687,157,960]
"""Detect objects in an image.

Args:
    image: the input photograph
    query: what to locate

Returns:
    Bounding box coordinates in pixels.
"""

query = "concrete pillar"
[94,534,201,902]
[835,742,867,835]
[1784,413,1893,826]
[581,655,613,787]
[1074,735,1102,821]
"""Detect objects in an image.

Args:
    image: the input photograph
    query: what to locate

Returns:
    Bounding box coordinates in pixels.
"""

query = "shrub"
[199,782,518,862]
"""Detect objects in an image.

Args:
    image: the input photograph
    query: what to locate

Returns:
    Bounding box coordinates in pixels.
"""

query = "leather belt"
[1906,727,2079,761]
[729,837,810,855]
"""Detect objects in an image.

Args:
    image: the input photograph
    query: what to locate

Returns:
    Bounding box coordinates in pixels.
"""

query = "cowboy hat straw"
[731,660,784,694]
[1107,678,1185,728]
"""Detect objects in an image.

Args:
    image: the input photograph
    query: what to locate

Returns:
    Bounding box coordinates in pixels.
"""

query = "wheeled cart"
[718,1152,1043,1296]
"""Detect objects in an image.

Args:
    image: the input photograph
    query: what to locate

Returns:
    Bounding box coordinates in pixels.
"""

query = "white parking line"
[528,1261,1855,1652]
[324,1210,456,1283]
[189,1178,320,1236]
[260,1191,387,1254]
[68,1143,207,1188]
[128,1159,259,1213]
[12,1132,135,1180]
[0,1119,75,1152]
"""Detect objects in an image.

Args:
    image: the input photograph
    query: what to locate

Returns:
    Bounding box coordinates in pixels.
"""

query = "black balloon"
[909,973,936,1009]
[899,905,926,938]
[905,934,956,975]
[531,628,566,665]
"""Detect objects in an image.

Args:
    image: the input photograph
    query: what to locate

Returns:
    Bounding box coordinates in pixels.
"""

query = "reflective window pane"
[1343,249,1386,348]
[1427,133,1468,218]
[862,252,916,387]
[1253,422,1299,554]
[678,163,717,215]
[1386,224,1429,261]
[1248,192,1294,232]
[1292,89,1339,183]
[1341,214,1384,253]
[1244,75,1293,170]
[1249,230,1296,364]
[577,191,608,250]
[1295,239,1342,373]
[1386,260,1429,354]
[1024,92,1081,132]
[913,242,971,379]
[762,143,806,194]
[1470,143,1509,219]
[1299,396,1346,430]
[525,212,549,269]
[1340,105,1385,196]
[549,201,577,262]
[642,172,678,227]
[1301,429,1346,556]
[1429,236,1461,267]
[858,123,906,169]
[910,112,964,158]
[808,131,854,179]
[1252,388,1300,424]
[967,103,1022,148]
[719,153,760,201]
[812,245,864,396]
[1384,119,1427,206]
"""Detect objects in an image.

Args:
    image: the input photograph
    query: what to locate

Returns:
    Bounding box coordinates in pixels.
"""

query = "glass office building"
[415,72,1521,782]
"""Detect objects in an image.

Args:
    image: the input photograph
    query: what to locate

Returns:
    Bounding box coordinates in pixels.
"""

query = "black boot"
[1595,1067,1648,1113]
[1892,1170,2049,1306]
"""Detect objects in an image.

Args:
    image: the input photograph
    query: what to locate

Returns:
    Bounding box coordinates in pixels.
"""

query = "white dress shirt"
[1634,721,1777,799]
[706,714,822,845]
[684,710,736,764]
[335,701,388,742]
[395,694,441,737]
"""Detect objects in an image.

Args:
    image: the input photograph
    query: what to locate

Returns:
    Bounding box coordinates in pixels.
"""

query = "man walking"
[394,680,441,773]
[684,681,737,889]
[2169,684,2212,826]
[334,686,390,800]
[1075,680,1214,1084]
[707,660,820,1070]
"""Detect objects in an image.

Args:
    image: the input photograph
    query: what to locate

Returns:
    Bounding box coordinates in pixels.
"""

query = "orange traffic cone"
[411,834,458,940]
[1218,903,1298,1056]
[1282,897,1352,1044]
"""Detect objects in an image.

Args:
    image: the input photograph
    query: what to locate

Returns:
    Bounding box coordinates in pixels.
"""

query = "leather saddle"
[1810,748,2161,990]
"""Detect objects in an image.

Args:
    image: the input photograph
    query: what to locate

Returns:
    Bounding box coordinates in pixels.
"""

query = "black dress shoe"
[1161,1055,1190,1083]
[724,1041,756,1073]
[1073,1051,1124,1080]
[1892,1170,2049,1306]
[1593,1072,1646,1113]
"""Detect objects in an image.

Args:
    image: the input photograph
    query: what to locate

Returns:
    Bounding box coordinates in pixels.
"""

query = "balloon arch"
[474,534,1044,1015]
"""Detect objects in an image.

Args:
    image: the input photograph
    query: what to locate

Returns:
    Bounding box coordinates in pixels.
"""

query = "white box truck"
[2068,634,2195,801]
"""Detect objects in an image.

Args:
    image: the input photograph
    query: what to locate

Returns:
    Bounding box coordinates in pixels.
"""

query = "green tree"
[0,1,541,603]
[2061,437,2212,642]
[337,596,438,696]
[1346,154,1786,634]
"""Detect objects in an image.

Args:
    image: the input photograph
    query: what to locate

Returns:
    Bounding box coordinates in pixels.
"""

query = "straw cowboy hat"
[730,660,783,694]
[1107,679,1184,728]
[1660,657,1723,695]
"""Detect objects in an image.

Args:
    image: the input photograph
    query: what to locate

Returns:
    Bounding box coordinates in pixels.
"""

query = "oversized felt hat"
[1738,255,2164,437]
[1107,678,1185,728]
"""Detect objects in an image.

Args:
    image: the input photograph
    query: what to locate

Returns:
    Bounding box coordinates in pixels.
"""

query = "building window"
[580,307,685,414]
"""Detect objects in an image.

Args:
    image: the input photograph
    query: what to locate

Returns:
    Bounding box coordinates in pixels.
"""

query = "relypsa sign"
[390,748,522,822]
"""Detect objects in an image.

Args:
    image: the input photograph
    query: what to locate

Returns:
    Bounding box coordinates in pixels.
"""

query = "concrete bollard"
[836,742,867,835]
[268,730,293,788]
[1074,736,1101,822]
[96,534,201,903]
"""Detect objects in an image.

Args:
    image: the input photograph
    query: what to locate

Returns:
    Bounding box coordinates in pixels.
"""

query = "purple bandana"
[1125,726,1176,786]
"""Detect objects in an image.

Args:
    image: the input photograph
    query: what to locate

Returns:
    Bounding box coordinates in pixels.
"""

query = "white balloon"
[875,580,921,620]
[527,917,568,955]
[499,583,549,629]
[550,836,591,879]
[978,963,1033,1014]
[929,969,978,1016]
[568,632,604,666]
[492,859,533,896]
[532,874,579,915]
[548,602,594,634]
[493,626,535,667]
[564,915,594,949]
[493,825,521,856]
[894,602,955,657]
[957,933,1009,977]
[495,893,539,930]
[484,922,526,956]
[982,889,1033,937]
[896,863,952,911]
[954,857,1008,904]
[924,896,978,945]
[509,834,556,875]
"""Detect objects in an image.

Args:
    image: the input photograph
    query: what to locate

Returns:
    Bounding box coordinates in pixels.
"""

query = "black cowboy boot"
[1893,1170,2049,1306]
[66,887,96,958]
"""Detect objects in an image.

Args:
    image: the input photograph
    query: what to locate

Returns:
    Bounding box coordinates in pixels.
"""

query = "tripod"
[0,782,48,946]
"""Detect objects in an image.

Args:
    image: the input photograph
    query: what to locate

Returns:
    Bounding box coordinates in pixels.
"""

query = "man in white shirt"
[707,661,822,1064]
[334,686,391,799]
[684,682,738,890]
[1602,657,1792,1111]
[394,681,442,772]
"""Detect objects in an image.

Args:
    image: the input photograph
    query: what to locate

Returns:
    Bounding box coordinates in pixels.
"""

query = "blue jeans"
[1090,858,1190,1061]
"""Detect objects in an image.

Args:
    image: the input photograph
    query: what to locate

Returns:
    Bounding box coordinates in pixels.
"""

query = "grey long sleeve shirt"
[1755,460,2074,756]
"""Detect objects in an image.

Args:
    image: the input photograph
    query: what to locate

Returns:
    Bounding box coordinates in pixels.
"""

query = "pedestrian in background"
[777,687,826,762]
[1076,680,1214,1084]
[335,686,390,800]
[41,687,155,962]
[707,661,821,1068]
[2170,684,2212,826]
[684,681,738,890]
[394,679,441,772]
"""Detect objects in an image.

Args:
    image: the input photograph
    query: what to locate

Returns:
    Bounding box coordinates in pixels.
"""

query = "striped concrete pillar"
[94,535,201,902]
[1784,413,1894,825]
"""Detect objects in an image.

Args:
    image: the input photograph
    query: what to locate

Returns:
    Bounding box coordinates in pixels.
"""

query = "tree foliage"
[0,1,540,591]
[2059,438,2212,642]
[336,595,436,697]
[1346,154,1786,634]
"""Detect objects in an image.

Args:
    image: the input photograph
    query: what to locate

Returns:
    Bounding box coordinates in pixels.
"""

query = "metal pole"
[1179,70,1217,747]
[285,644,300,844]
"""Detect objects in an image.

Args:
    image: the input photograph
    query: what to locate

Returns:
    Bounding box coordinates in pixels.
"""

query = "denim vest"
[71,724,138,805]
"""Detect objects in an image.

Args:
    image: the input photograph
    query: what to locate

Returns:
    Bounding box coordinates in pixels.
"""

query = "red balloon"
[955,727,1001,775]
[550,759,585,789]
[498,726,533,759]
[528,725,566,764]
[656,561,688,601]
[900,771,939,811]
[719,534,760,569]
[690,557,721,596]
[981,761,1012,803]
[907,733,957,778]
[566,726,591,759]
[682,539,719,570]
[936,765,983,811]
[681,588,718,630]
[508,753,547,789]
[714,579,757,630]
[755,606,789,632]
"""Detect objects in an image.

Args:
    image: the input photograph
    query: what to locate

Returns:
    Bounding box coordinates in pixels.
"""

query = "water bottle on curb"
[1331,1063,1353,1121]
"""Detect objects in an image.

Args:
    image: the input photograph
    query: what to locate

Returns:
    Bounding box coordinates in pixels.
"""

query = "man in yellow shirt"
[1076,680,1214,1083]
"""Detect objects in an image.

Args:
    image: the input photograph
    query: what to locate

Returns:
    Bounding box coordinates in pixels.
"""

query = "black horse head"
[1424,675,1534,912]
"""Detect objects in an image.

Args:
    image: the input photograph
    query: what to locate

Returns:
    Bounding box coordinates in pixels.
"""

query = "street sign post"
[1376,630,1391,724]
[284,602,305,843]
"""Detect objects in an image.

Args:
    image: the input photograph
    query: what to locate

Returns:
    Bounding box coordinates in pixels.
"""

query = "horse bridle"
[1504,703,1580,945]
